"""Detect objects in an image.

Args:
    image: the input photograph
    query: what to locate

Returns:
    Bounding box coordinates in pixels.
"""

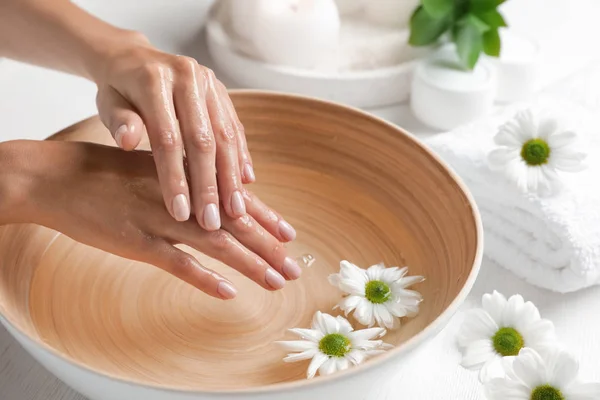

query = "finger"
[146,240,237,300]
[172,222,287,291]
[216,82,255,184]
[96,86,144,150]
[223,213,302,280]
[204,70,246,218]
[173,58,220,231]
[135,65,190,222]
[243,189,297,242]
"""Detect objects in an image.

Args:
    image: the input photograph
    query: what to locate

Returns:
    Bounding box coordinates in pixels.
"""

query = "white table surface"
[2,1,600,399]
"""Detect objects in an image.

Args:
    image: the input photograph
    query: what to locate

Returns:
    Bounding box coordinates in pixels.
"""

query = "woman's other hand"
[0,140,302,300]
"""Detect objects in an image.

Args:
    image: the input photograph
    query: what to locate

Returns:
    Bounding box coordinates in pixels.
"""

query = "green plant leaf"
[422,0,454,18]
[478,10,507,28]
[409,6,451,46]
[470,0,497,14]
[454,15,489,69]
[483,28,501,56]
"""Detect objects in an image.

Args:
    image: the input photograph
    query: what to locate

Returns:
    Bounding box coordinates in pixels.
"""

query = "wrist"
[0,140,43,225]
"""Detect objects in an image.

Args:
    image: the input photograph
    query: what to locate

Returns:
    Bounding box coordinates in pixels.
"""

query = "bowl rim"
[0,89,484,395]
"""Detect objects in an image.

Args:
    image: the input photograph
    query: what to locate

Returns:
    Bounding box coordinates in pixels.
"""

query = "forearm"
[0,140,46,225]
[0,0,146,80]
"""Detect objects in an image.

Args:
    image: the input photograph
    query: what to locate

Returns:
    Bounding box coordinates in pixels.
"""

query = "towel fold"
[423,97,600,293]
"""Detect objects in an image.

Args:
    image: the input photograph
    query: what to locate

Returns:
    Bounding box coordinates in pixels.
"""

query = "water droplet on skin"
[296,254,315,268]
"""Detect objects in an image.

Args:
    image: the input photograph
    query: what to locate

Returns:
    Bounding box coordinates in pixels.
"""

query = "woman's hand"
[1,140,302,300]
[92,37,255,230]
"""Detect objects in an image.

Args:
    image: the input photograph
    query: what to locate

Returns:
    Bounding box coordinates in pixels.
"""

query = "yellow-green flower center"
[365,280,391,304]
[531,385,564,400]
[319,333,351,357]
[492,327,524,356]
[521,138,551,166]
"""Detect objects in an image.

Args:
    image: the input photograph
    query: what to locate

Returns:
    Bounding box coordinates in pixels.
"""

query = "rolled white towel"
[423,97,600,293]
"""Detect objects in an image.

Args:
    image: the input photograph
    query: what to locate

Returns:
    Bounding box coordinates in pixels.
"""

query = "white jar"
[229,0,261,42]
[410,45,497,131]
[334,0,364,15]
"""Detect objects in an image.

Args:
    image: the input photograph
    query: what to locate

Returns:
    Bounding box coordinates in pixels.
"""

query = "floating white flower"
[328,261,424,329]
[457,291,557,382]
[276,311,392,379]
[488,109,586,195]
[485,347,600,400]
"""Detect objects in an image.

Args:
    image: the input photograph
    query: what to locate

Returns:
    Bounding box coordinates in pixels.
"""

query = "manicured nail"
[217,281,237,300]
[282,257,302,280]
[265,269,286,289]
[244,163,256,182]
[172,194,190,221]
[203,203,221,230]
[114,124,128,148]
[278,220,297,241]
[231,190,246,216]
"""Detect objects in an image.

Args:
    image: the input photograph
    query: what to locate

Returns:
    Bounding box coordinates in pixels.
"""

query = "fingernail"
[282,257,302,280]
[114,124,128,148]
[217,281,237,300]
[231,190,246,216]
[203,203,221,230]
[243,163,256,182]
[278,220,297,241]
[172,194,190,221]
[265,269,286,289]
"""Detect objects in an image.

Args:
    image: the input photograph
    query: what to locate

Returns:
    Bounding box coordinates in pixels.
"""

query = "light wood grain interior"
[0,92,479,390]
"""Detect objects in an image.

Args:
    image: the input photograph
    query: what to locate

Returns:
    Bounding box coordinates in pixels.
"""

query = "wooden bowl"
[0,91,482,400]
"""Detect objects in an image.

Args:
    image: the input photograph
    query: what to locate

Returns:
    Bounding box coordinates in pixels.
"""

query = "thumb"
[96,86,145,151]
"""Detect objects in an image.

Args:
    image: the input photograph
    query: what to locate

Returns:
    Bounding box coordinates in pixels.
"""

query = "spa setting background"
[1,0,600,399]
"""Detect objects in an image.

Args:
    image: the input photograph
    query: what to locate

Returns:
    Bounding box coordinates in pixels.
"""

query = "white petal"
[512,301,541,332]
[494,126,522,147]
[340,260,368,285]
[525,167,542,193]
[348,327,386,343]
[550,148,587,172]
[461,340,497,369]
[537,116,558,140]
[488,148,519,170]
[539,165,561,194]
[502,294,525,327]
[322,312,342,334]
[374,304,398,329]
[381,266,403,283]
[395,275,425,289]
[353,299,375,327]
[328,273,342,289]
[288,328,324,342]
[277,340,317,352]
[336,357,350,372]
[513,348,546,387]
[366,263,385,281]
[307,353,328,379]
[457,309,499,348]
[339,279,367,296]
[545,348,579,389]
[338,295,363,315]
[566,383,600,400]
[522,319,556,346]
[480,357,513,383]
[335,315,354,334]
[547,130,577,148]
[347,349,367,365]
[283,349,319,363]
[505,160,529,192]
[312,311,328,334]
[515,109,537,141]
[318,357,338,376]
[482,291,508,325]
[484,377,531,400]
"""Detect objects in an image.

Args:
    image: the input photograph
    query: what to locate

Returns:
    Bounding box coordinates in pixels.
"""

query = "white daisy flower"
[457,291,557,382]
[328,260,424,330]
[488,109,586,195]
[485,347,600,400]
[276,311,392,379]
